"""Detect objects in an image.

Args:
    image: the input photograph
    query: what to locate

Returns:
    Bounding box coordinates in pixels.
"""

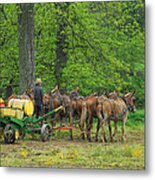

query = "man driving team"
[34,78,44,118]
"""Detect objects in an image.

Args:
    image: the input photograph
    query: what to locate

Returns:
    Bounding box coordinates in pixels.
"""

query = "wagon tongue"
[38,106,64,121]
[54,106,64,112]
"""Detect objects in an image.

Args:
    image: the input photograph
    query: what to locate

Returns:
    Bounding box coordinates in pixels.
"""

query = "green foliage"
[0,1,144,108]
[128,109,144,122]
[0,4,19,93]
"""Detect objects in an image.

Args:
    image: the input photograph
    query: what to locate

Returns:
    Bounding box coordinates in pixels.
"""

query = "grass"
[0,110,145,170]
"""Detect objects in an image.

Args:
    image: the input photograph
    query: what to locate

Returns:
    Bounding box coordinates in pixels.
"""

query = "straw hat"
[76,87,80,92]
[36,78,42,84]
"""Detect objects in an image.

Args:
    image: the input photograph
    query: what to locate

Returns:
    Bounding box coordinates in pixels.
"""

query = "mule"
[95,95,112,142]
[7,88,34,102]
[44,85,73,127]
[69,87,84,122]
[79,94,99,141]
[97,91,136,142]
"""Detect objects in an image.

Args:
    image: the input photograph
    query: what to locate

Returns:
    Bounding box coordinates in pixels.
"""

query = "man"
[34,78,44,118]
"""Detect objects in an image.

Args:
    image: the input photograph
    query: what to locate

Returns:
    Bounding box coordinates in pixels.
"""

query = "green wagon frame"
[0,106,73,144]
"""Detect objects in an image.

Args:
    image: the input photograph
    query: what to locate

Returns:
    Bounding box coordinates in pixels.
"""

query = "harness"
[123,97,131,111]
[109,97,128,119]
[117,102,128,119]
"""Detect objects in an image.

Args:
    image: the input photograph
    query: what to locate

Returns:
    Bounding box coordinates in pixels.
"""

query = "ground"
[0,121,144,170]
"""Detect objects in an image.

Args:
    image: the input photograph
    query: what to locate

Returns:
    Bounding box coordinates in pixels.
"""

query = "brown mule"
[7,88,34,102]
[97,91,136,142]
[43,85,73,127]
[80,94,99,141]
[96,95,112,142]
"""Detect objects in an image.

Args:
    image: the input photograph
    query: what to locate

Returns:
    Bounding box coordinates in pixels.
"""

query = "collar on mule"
[122,96,132,112]
[118,103,128,118]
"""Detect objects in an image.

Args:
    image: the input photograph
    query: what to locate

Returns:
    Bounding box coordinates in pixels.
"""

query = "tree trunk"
[54,3,69,86]
[18,3,35,93]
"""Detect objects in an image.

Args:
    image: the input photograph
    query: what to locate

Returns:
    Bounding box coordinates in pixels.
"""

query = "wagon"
[0,98,65,144]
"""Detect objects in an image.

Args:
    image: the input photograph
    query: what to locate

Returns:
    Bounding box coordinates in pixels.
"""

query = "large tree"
[18,3,35,93]
[54,2,70,86]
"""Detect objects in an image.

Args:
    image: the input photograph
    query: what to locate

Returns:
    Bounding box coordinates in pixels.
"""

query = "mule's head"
[51,85,60,96]
[124,91,136,112]
[98,95,107,104]
[107,91,118,99]
[69,87,80,99]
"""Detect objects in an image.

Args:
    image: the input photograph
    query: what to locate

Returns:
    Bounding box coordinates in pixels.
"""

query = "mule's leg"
[102,114,108,142]
[86,111,93,142]
[79,116,85,140]
[52,113,59,127]
[95,119,100,142]
[97,111,107,143]
[96,105,102,142]
[113,121,118,138]
[69,111,73,126]
[87,118,93,142]
[122,119,126,142]
[100,120,107,143]
[108,120,114,143]
[69,111,73,140]
[79,103,87,140]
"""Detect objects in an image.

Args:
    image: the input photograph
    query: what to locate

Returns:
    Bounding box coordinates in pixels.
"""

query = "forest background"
[0,0,144,109]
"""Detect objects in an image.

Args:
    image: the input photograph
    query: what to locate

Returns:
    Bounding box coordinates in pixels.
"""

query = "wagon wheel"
[41,124,51,142]
[18,129,25,140]
[4,124,16,144]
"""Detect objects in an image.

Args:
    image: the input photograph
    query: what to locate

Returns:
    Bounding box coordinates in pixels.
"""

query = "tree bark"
[54,3,69,86]
[18,3,35,93]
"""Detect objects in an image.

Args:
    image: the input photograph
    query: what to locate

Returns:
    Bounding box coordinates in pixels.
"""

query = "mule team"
[42,85,136,143]
[8,85,136,143]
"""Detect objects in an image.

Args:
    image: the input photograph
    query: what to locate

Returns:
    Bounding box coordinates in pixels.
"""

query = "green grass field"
[0,110,145,170]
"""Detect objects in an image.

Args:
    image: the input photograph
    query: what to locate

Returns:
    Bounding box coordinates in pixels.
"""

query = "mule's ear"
[25,89,29,94]
[132,90,136,96]
[56,84,59,90]
[105,91,109,97]
[103,91,108,97]
[30,87,33,92]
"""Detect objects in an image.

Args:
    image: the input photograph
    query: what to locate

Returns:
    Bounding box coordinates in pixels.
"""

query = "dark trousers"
[35,105,42,119]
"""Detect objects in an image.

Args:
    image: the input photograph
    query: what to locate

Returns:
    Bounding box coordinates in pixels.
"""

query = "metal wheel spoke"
[4,124,15,144]
[41,124,51,142]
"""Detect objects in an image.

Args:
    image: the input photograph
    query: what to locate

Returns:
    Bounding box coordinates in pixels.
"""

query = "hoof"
[88,138,92,142]
[100,137,105,143]
[109,137,114,143]
[122,137,126,142]
[104,138,107,143]
[95,138,98,142]
[80,133,85,140]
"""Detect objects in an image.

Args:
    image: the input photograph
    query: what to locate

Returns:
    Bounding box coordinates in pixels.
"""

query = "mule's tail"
[96,103,104,121]
[80,101,87,126]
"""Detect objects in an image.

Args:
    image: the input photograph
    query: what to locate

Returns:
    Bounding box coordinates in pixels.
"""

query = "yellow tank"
[8,99,34,116]
[0,107,16,117]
